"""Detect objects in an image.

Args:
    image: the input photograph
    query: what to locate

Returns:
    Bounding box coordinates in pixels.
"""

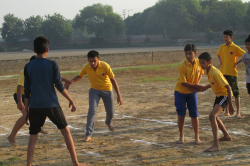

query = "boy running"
[174,44,203,145]
[197,52,234,152]
[218,30,245,117]
[65,50,123,142]
[24,36,86,166]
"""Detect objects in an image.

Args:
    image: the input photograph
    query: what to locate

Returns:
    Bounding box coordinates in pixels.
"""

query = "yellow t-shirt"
[218,42,245,76]
[14,70,25,94]
[79,61,114,91]
[206,65,229,97]
[174,58,204,94]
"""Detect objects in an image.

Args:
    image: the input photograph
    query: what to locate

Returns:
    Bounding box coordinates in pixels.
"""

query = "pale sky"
[0,0,249,27]
[0,0,159,26]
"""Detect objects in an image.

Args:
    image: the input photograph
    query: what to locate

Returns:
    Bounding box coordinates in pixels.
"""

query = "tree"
[40,13,72,44]
[73,3,124,38]
[0,14,24,42]
[222,0,248,31]
[244,2,250,30]
[23,15,43,40]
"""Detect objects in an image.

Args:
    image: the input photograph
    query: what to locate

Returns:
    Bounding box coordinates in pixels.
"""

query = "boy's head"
[30,55,37,62]
[184,44,197,63]
[87,50,100,69]
[223,30,233,44]
[198,52,212,70]
[245,34,250,52]
[33,36,50,54]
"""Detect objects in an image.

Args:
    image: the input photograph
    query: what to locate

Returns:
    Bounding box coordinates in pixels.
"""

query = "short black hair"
[30,55,37,62]
[198,52,212,62]
[87,50,99,59]
[245,34,250,43]
[33,36,50,54]
[184,44,196,53]
[223,30,233,37]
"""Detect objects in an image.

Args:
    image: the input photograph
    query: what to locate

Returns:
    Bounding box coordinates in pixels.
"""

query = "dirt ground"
[1,54,250,166]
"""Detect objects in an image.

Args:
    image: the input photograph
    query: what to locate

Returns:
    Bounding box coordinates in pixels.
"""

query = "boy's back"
[24,58,64,108]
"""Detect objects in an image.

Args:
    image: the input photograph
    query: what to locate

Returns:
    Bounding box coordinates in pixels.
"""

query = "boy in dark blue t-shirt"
[24,36,86,166]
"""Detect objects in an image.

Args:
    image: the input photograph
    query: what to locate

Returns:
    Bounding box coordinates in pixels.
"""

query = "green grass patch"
[113,63,178,72]
[138,76,176,83]
[7,156,20,161]
[61,70,81,75]
[0,161,6,166]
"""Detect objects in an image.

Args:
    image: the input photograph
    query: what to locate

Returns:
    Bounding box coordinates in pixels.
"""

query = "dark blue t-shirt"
[24,58,64,108]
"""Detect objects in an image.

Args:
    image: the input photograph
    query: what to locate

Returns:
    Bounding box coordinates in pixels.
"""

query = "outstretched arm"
[64,75,82,90]
[110,78,123,106]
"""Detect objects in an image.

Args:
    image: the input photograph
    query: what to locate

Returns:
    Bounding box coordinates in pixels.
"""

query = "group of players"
[5,30,250,165]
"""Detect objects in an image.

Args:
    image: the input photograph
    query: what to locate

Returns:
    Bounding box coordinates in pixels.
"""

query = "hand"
[24,108,29,125]
[117,96,123,106]
[17,101,25,111]
[228,103,235,115]
[69,102,76,112]
[64,82,71,90]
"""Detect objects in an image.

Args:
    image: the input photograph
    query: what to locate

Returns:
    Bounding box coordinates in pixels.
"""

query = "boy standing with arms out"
[65,50,123,142]
[7,55,48,147]
[24,36,86,166]
[197,52,234,152]
[174,44,203,145]
[218,30,245,117]
[239,35,250,98]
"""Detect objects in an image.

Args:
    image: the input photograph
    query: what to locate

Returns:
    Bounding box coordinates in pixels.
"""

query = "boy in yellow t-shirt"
[217,30,245,117]
[196,52,234,152]
[65,50,123,142]
[174,44,203,145]
[7,55,49,147]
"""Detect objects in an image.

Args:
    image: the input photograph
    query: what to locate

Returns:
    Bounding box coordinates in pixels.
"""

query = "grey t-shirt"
[242,52,250,83]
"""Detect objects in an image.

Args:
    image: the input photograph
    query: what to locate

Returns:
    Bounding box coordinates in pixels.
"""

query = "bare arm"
[60,89,76,112]
[61,77,71,83]
[182,83,210,92]
[234,59,242,68]
[218,56,222,65]
[225,84,235,115]
[17,85,25,111]
[110,78,123,106]
[64,75,82,90]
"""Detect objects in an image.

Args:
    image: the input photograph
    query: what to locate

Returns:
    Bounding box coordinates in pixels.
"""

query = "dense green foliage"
[0,1,249,44]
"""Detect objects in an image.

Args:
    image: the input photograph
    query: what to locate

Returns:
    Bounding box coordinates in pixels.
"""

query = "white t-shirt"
[242,52,250,83]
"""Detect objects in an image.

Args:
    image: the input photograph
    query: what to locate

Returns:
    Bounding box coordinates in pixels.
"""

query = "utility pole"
[122,9,126,20]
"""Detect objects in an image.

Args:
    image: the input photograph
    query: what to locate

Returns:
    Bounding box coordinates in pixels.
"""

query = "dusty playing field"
[1,53,250,166]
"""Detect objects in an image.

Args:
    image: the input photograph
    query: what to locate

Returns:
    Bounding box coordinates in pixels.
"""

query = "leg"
[177,115,185,144]
[217,117,232,141]
[85,89,100,140]
[204,104,223,152]
[174,91,187,144]
[191,117,202,145]
[223,105,230,116]
[8,109,28,146]
[101,91,115,131]
[61,127,86,166]
[27,134,38,166]
[235,97,241,118]
[187,92,201,144]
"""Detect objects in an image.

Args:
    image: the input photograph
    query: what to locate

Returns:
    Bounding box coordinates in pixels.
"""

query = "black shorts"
[213,96,229,110]
[29,107,68,135]
[13,93,25,104]
[223,75,239,98]
[247,83,250,94]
